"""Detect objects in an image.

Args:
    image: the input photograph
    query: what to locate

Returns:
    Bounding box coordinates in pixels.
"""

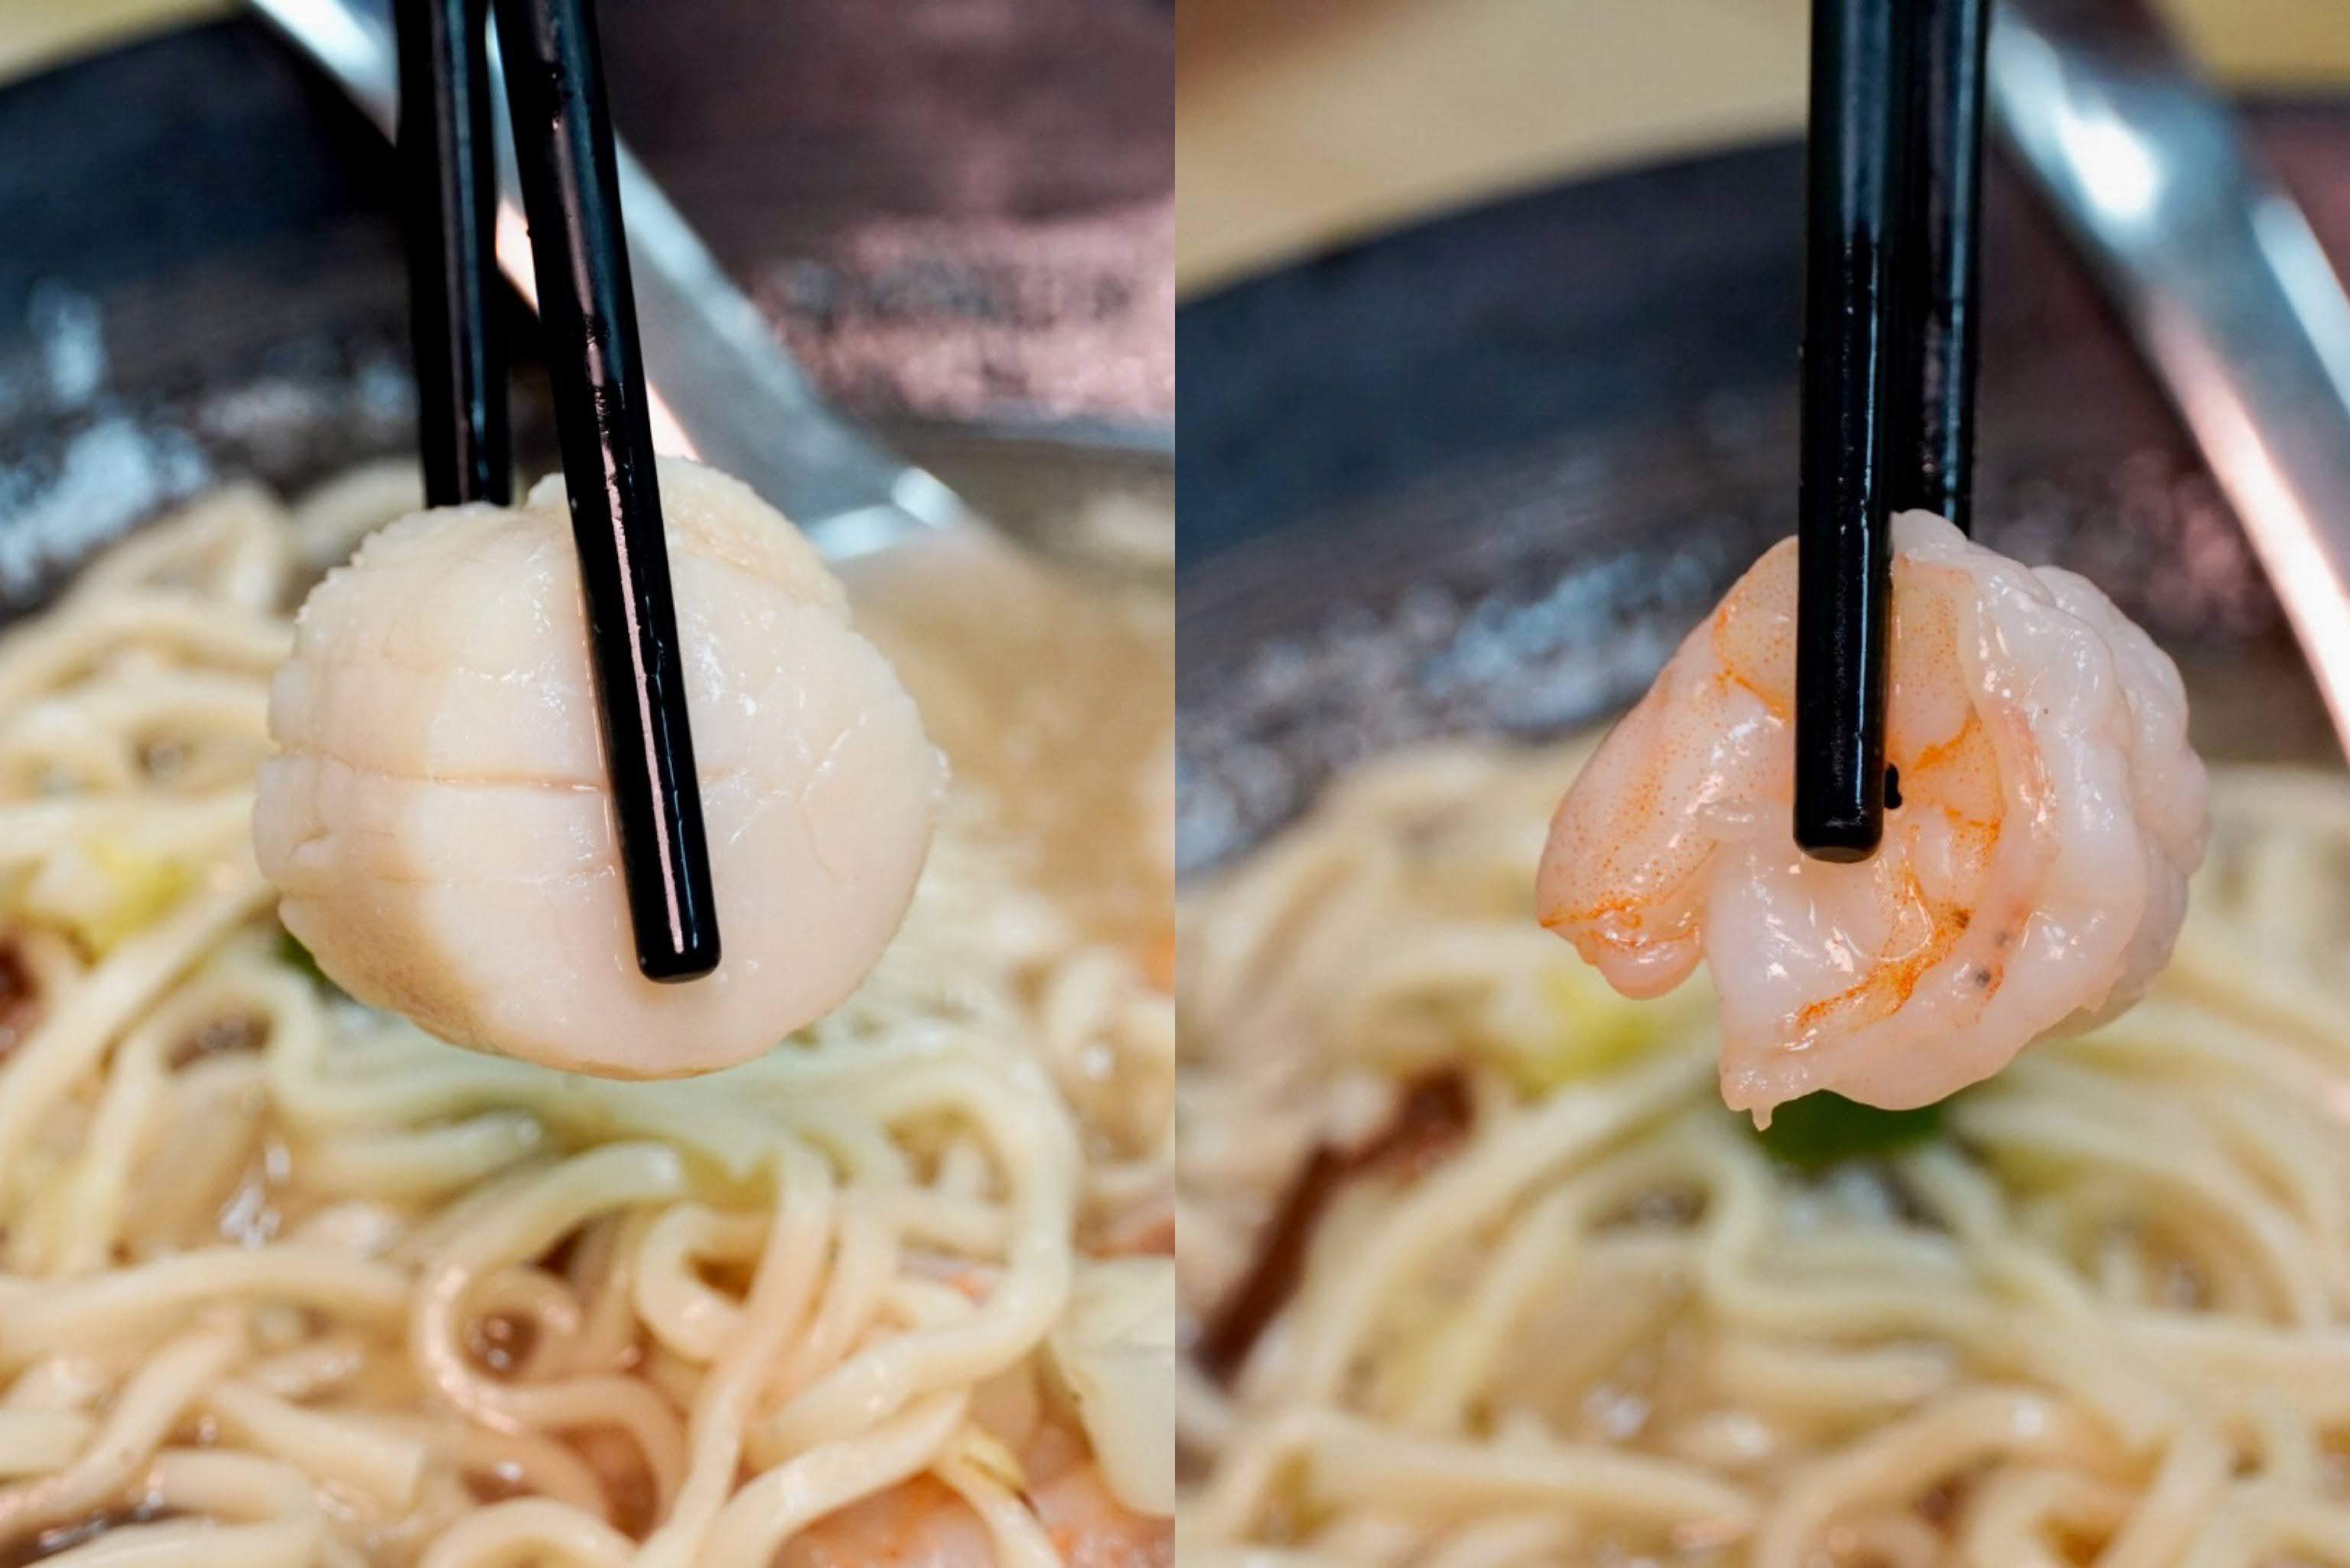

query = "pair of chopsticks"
[1794,0,1991,861]
[395,0,720,981]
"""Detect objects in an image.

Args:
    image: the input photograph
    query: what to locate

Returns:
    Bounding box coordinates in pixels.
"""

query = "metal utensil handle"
[249,0,965,558]
[1991,0,2350,756]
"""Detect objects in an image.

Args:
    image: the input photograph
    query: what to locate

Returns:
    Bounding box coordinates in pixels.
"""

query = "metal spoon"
[1992,0,2350,759]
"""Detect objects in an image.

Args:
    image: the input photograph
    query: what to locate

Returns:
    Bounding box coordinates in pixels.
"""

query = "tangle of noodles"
[0,470,1174,1565]
[1178,736,2350,1567]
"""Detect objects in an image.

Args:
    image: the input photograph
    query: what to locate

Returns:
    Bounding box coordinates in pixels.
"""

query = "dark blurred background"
[602,0,1170,428]
[0,0,1171,432]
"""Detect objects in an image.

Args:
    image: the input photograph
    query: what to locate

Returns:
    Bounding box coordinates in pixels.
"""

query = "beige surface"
[0,0,221,83]
[1179,0,2350,292]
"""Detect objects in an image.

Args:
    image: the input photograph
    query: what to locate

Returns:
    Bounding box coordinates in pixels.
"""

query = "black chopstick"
[396,0,510,506]
[1794,0,1987,861]
[490,0,721,982]
[1886,0,1990,532]
[1795,0,1902,862]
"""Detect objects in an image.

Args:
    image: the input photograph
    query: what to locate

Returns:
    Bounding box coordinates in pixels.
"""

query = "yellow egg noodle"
[0,475,1173,1566]
[1179,738,2350,1567]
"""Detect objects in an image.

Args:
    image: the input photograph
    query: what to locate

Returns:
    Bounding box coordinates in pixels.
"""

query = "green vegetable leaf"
[276,928,341,994]
[1752,1091,1945,1169]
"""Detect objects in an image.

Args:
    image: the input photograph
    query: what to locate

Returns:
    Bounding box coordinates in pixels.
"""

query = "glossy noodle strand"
[0,477,1173,1565]
[1180,739,2350,1566]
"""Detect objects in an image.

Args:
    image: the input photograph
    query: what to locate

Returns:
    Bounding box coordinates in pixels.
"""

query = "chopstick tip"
[638,929,721,984]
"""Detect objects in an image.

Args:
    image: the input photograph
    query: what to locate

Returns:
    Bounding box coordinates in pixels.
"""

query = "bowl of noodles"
[0,11,1174,1565]
[1177,112,2350,1564]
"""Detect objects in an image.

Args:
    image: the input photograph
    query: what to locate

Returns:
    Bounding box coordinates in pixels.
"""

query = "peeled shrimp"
[1537,512,2207,1121]
[254,459,943,1078]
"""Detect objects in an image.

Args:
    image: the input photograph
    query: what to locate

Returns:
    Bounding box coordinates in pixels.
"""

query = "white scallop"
[255,459,944,1078]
